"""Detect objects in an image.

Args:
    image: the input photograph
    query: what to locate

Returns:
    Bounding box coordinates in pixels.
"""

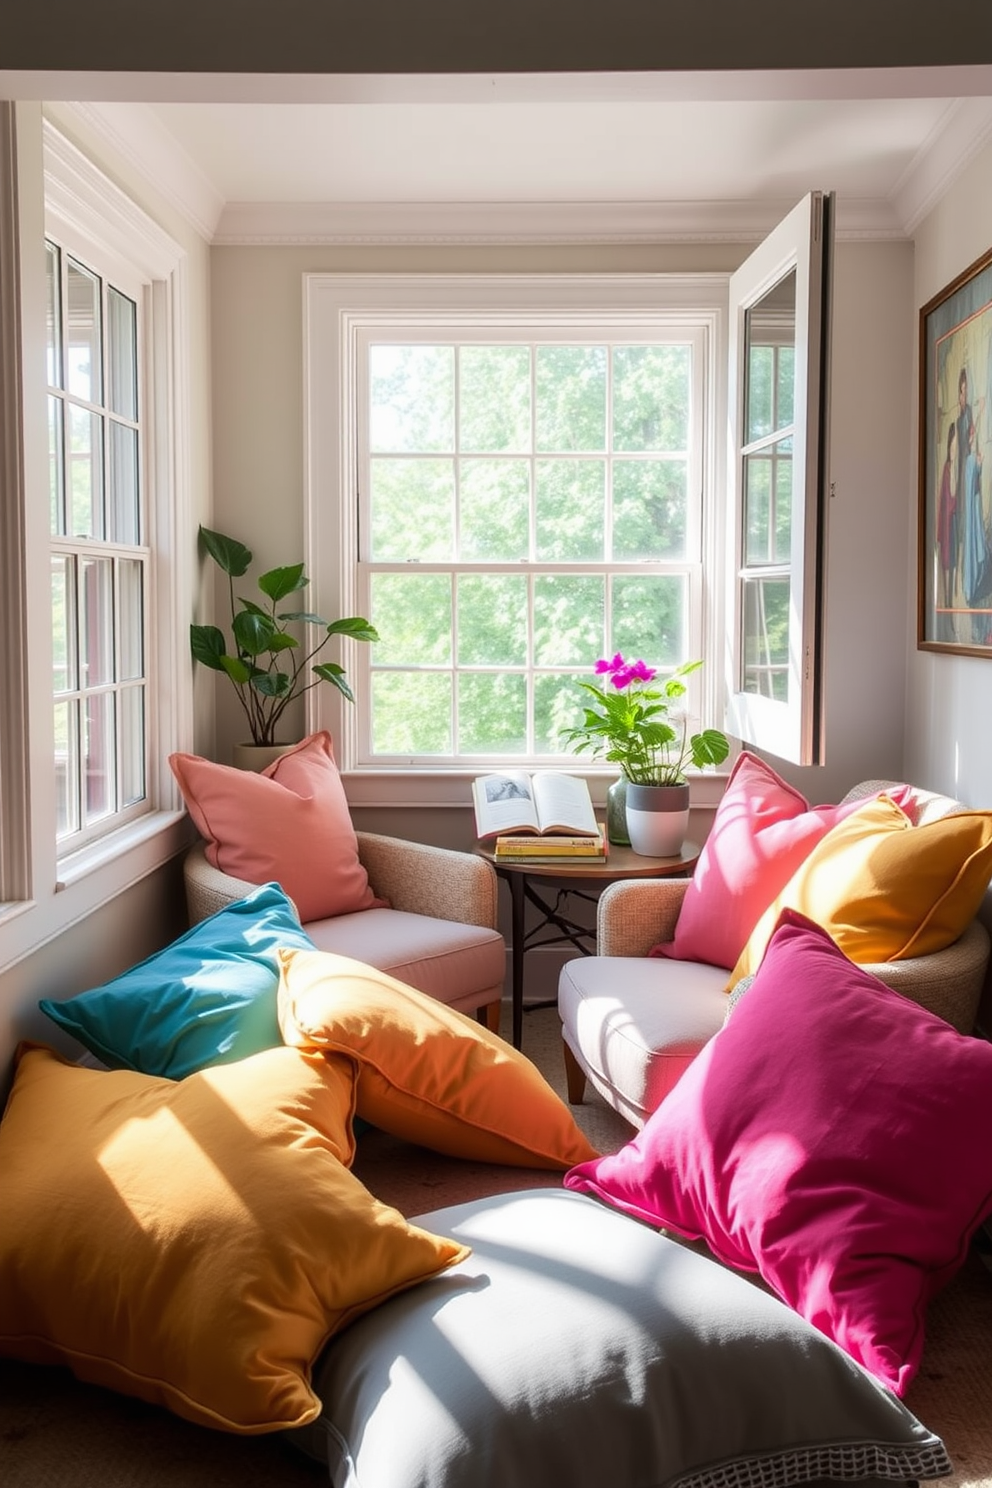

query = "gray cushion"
[306,906,505,1010]
[288,1188,948,1488]
[559,954,728,1125]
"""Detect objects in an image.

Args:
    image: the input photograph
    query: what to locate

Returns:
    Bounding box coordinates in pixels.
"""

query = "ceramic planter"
[624,782,690,857]
[231,743,296,772]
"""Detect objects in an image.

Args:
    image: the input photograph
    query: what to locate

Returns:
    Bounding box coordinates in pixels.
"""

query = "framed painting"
[918,244,992,655]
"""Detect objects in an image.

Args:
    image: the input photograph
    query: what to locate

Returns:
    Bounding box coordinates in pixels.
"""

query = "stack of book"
[493,830,608,864]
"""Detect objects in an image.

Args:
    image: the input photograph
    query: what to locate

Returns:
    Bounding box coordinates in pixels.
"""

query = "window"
[726,192,834,766]
[306,274,725,780]
[46,239,148,846]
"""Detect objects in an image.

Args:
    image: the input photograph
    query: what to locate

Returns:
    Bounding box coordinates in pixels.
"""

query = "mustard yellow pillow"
[0,1043,468,1434]
[729,794,992,984]
[277,948,599,1169]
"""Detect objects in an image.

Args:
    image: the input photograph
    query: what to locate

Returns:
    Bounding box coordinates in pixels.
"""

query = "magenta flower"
[594,653,625,676]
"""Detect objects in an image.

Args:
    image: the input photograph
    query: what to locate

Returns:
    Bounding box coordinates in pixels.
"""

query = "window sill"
[341,765,734,813]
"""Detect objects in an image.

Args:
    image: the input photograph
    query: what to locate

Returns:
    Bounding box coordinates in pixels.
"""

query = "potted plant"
[560,653,729,855]
[190,526,378,765]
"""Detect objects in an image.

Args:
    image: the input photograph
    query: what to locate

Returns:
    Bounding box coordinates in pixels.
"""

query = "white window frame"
[0,110,192,969]
[304,273,729,810]
[726,192,833,766]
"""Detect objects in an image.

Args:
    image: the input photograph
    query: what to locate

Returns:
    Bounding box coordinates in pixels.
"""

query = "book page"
[472,773,541,839]
[531,772,599,834]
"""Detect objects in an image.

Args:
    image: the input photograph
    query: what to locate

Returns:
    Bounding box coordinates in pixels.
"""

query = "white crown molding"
[53,100,223,242]
[4,66,992,104]
[892,96,992,234]
[214,195,907,247]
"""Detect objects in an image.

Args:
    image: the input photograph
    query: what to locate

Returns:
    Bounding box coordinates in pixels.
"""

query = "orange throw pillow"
[277,947,599,1169]
[169,732,378,923]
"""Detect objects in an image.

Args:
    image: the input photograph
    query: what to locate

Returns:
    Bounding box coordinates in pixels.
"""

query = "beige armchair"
[184,832,507,1031]
[559,780,992,1128]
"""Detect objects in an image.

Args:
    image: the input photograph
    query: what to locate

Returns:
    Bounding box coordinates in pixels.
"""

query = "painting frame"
[918,243,992,656]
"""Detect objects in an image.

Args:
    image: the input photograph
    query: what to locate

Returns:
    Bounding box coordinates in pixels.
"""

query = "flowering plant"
[560,653,729,786]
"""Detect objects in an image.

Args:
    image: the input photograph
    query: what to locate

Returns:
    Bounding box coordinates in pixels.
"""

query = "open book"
[472,771,599,841]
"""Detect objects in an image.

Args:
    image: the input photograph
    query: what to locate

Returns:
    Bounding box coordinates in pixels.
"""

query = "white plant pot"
[624,782,690,858]
[231,743,296,772]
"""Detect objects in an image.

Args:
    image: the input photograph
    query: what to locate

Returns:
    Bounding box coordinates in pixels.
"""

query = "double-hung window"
[46,238,148,844]
[306,274,725,780]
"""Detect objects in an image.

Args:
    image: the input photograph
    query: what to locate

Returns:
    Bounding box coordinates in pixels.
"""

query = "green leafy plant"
[190,526,379,747]
[560,653,729,785]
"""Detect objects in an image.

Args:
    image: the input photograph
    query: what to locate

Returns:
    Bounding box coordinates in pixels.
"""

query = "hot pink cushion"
[651,752,907,970]
[169,732,378,924]
[566,909,992,1396]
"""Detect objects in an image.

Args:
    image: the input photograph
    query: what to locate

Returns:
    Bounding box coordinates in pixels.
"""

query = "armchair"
[184,832,507,1031]
[559,779,992,1128]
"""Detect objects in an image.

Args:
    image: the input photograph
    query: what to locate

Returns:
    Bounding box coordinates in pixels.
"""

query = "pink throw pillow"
[169,732,378,923]
[566,909,992,1396]
[651,751,907,970]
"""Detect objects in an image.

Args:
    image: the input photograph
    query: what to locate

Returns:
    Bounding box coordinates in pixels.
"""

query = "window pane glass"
[46,241,62,388]
[459,459,529,560]
[371,671,451,753]
[370,345,453,453]
[108,420,140,544]
[66,257,102,405]
[612,575,686,667]
[613,345,690,451]
[456,574,527,666]
[612,458,687,560]
[458,672,527,754]
[81,557,114,688]
[119,558,144,680]
[370,573,451,665]
[370,457,453,560]
[534,673,583,753]
[68,406,104,538]
[536,346,606,452]
[84,691,115,824]
[533,576,603,666]
[48,395,65,536]
[741,576,791,700]
[54,699,79,838]
[745,269,796,444]
[119,685,145,806]
[535,459,605,561]
[107,286,137,420]
[744,439,793,565]
[459,346,531,452]
[51,554,75,693]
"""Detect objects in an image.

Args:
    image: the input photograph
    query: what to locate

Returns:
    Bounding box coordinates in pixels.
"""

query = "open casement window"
[726,191,834,766]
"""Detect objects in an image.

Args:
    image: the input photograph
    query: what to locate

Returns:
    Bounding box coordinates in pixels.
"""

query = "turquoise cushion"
[40,884,316,1080]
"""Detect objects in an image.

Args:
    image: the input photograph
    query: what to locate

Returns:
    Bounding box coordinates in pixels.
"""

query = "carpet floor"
[1,1001,989,1487]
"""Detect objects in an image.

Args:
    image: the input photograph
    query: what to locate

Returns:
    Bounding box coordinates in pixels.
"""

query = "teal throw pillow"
[39,884,316,1080]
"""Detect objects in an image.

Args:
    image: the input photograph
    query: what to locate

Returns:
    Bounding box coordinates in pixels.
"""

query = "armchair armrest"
[596,879,692,958]
[356,832,498,928]
[183,843,271,925]
[861,919,990,1033]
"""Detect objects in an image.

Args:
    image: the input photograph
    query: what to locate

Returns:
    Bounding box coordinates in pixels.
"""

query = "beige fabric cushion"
[305,907,505,1011]
[558,956,728,1128]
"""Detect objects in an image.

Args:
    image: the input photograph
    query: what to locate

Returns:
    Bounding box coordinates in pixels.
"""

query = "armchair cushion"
[0,1043,468,1434]
[566,911,992,1397]
[39,882,315,1079]
[278,948,597,1168]
[169,732,380,923]
[730,791,992,984]
[651,752,908,971]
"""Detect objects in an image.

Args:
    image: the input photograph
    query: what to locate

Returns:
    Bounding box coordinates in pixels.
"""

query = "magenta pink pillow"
[566,909,992,1396]
[169,732,379,924]
[651,752,908,970]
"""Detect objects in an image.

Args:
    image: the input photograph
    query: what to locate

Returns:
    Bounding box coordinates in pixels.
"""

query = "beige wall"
[209,235,916,813]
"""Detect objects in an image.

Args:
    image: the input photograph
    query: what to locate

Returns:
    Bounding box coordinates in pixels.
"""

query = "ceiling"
[13,66,992,245]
